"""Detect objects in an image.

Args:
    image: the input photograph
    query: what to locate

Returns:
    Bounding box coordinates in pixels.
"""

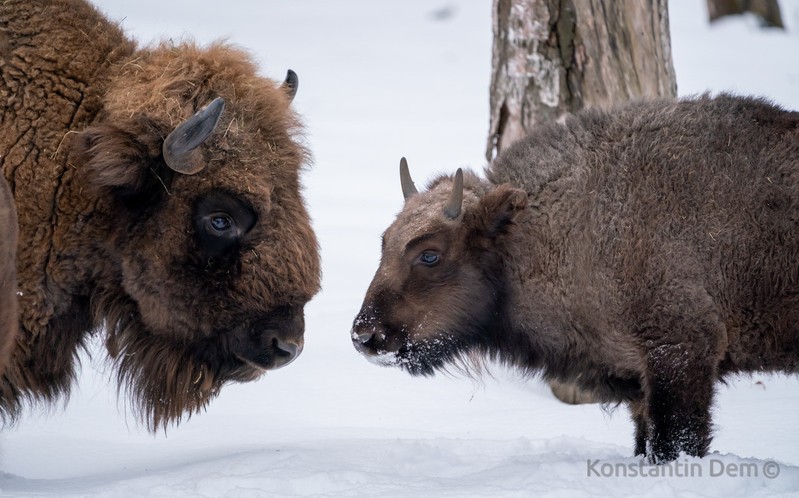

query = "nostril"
[273,337,297,356]
[271,338,302,369]
[351,330,375,345]
[351,330,378,356]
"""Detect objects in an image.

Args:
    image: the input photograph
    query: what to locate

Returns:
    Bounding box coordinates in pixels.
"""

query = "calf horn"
[163,97,226,175]
[443,168,463,219]
[281,69,299,103]
[400,157,418,200]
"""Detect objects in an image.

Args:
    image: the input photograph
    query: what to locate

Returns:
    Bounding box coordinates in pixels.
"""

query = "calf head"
[70,44,320,429]
[351,158,527,375]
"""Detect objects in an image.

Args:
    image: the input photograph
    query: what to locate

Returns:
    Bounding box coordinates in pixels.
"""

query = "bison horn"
[400,157,418,200]
[281,69,299,103]
[163,97,226,175]
[443,168,464,219]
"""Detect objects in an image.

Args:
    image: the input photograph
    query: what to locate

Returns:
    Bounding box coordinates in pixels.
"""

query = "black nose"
[271,337,302,369]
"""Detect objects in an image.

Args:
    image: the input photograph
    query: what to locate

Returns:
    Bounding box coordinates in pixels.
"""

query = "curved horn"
[281,69,299,103]
[163,97,225,175]
[399,157,418,200]
[443,168,464,219]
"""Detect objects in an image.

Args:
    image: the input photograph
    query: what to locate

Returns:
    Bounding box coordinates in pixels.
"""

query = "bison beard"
[96,292,240,430]
[103,296,227,430]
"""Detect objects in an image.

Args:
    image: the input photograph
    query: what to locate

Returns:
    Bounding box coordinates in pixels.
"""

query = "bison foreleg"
[644,341,717,462]
[629,400,649,457]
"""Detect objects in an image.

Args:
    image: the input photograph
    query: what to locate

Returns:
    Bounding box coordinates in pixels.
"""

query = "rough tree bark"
[487,0,677,160]
[486,0,677,404]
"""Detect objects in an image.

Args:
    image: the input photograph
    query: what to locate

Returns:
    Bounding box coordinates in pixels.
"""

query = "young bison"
[352,94,799,462]
[0,0,320,430]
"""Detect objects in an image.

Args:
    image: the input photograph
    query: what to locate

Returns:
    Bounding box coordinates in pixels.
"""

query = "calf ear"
[479,184,528,237]
[72,121,173,212]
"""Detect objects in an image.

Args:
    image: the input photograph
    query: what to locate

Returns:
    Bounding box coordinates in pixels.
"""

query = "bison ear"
[72,123,173,211]
[479,184,527,237]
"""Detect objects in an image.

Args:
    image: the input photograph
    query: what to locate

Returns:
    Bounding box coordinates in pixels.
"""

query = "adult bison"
[0,175,17,380]
[352,94,799,462]
[0,0,320,430]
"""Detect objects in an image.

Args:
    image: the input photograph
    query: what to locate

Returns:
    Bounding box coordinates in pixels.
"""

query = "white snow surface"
[3,1,799,496]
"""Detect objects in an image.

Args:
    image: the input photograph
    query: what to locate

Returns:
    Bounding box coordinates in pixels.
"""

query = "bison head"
[69,43,320,429]
[351,158,527,375]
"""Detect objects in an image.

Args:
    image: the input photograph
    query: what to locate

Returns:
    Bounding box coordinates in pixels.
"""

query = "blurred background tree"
[486,0,676,161]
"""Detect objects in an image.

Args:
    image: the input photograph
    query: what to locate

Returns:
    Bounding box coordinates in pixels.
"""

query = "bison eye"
[209,213,234,233]
[417,251,440,267]
[194,190,257,259]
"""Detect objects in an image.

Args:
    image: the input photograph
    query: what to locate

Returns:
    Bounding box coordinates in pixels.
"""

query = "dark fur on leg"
[645,342,716,462]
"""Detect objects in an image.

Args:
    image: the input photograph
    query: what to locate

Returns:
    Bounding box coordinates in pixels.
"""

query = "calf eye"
[210,213,234,233]
[418,251,440,267]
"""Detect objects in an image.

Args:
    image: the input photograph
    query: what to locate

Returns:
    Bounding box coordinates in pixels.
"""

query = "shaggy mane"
[94,289,231,431]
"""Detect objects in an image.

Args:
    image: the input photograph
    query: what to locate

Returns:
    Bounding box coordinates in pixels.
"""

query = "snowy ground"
[2,1,799,496]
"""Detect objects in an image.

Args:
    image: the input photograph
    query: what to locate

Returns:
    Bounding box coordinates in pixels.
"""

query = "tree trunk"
[487,0,677,160]
[486,0,677,404]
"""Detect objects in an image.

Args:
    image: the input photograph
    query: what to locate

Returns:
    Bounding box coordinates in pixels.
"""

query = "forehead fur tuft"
[103,40,307,163]
[425,169,489,196]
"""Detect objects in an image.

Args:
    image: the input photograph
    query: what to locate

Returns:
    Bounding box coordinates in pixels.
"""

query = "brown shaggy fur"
[0,0,320,430]
[352,94,799,462]
[0,174,17,378]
